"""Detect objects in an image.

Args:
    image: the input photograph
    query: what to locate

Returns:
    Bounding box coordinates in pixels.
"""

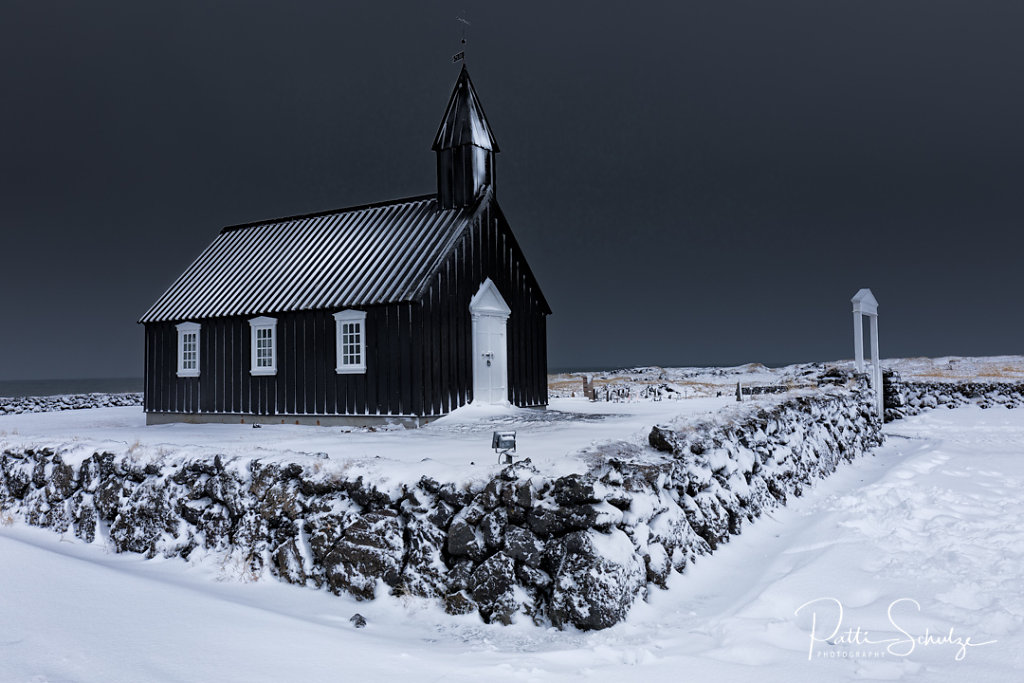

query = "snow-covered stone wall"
[0,393,142,416]
[884,375,1024,421]
[0,382,881,630]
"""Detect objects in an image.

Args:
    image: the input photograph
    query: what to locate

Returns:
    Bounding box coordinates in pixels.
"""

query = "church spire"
[433,66,499,209]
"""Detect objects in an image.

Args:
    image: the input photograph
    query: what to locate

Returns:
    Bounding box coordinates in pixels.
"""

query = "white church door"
[469,278,511,405]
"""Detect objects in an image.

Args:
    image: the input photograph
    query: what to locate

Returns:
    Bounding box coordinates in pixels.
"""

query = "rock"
[552,473,599,506]
[642,541,671,586]
[229,510,267,557]
[345,477,392,509]
[443,590,476,615]
[256,479,304,524]
[480,508,507,549]
[70,492,97,543]
[78,453,111,493]
[31,460,48,488]
[417,476,442,496]
[477,478,504,510]
[205,471,247,519]
[437,482,472,508]
[426,499,455,529]
[178,499,205,526]
[648,507,709,574]
[199,503,233,548]
[548,529,645,630]
[648,425,678,454]
[322,511,404,599]
[446,559,476,592]
[350,613,367,628]
[272,537,307,585]
[4,468,30,499]
[108,479,176,557]
[446,515,486,560]
[306,494,355,562]
[93,477,123,520]
[503,525,544,568]
[469,552,518,625]
[47,457,76,501]
[514,563,551,589]
[401,518,448,597]
[513,480,534,509]
[526,504,598,537]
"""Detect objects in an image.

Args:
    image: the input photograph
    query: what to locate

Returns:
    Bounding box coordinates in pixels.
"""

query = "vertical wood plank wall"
[144,200,549,417]
[418,200,548,411]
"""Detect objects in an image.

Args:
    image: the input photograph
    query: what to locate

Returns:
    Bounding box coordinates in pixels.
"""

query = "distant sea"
[0,378,143,398]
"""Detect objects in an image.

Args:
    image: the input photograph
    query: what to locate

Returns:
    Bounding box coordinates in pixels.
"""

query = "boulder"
[401,517,448,597]
[480,508,507,549]
[526,504,599,537]
[446,514,486,560]
[549,529,645,630]
[469,552,519,625]
[323,511,404,599]
[552,473,599,506]
[504,525,544,568]
[443,590,476,615]
[272,537,307,585]
[108,479,176,557]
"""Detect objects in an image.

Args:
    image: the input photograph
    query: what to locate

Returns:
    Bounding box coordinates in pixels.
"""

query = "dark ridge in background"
[2,1,1021,381]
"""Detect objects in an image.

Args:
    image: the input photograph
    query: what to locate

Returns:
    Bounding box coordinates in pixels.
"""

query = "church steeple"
[433,66,499,209]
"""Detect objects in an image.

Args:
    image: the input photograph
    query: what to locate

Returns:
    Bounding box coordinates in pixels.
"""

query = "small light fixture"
[492,430,517,464]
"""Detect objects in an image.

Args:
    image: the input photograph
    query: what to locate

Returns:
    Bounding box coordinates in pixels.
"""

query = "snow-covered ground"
[0,396,741,487]
[549,355,1024,399]
[549,362,820,399]
[887,355,1024,383]
[2,405,1021,682]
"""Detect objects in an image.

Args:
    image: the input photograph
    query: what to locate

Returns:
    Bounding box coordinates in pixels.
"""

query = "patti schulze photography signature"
[794,597,997,661]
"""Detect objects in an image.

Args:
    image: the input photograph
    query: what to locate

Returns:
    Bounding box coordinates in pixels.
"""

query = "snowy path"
[2,406,1023,682]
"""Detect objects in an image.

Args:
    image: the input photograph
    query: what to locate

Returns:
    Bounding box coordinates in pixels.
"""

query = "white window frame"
[176,322,201,377]
[333,309,367,374]
[248,316,278,376]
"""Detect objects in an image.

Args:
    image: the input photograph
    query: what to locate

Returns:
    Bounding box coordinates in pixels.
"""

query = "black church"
[139,67,550,426]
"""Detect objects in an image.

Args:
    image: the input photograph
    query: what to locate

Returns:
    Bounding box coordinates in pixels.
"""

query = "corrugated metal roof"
[432,65,499,152]
[139,195,474,323]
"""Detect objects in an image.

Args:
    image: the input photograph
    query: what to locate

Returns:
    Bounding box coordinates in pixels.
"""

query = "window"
[248,316,277,375]
[333,309,367,374]
[176,322,201,377]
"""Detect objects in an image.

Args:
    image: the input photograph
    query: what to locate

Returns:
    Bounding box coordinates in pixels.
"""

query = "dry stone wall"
[0,392,142,415]
[884,373,1024,421]
[1,380,882,629]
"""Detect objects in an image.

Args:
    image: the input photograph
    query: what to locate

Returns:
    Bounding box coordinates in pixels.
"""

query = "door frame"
[469,278,511,404]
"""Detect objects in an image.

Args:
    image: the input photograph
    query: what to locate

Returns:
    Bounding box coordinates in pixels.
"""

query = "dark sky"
[2,1,1022,380]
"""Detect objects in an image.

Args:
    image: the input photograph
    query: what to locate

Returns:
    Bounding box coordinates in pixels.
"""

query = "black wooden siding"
[144,199,548,417]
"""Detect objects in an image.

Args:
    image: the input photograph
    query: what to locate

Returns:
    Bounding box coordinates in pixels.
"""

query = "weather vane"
[452,13,470,63]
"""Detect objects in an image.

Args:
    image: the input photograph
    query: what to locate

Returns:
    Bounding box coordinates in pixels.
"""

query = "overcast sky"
[2,1,1021,380]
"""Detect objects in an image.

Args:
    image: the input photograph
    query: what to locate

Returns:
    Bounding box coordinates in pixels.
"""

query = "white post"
[851,289,882,420]
[870,314,882,419]
[853,311,864,373]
